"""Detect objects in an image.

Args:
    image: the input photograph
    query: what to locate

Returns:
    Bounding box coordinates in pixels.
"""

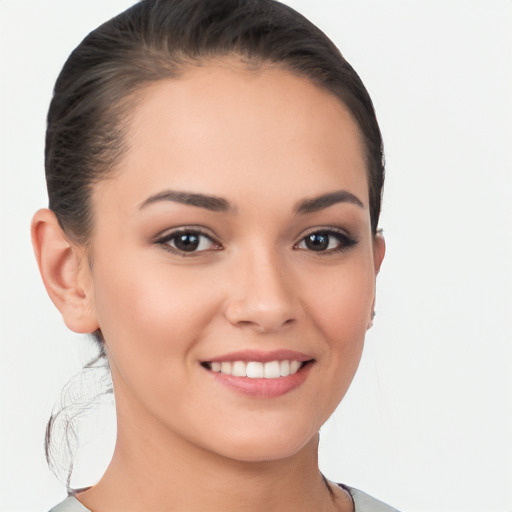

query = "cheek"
[304,261,375,343]
[300,257,375,404]
[90,257,221,372]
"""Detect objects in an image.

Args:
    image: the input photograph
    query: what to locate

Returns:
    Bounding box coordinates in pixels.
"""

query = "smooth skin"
[32,60,385,512]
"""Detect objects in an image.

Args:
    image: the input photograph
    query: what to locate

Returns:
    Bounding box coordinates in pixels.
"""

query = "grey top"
[48,485,399,512]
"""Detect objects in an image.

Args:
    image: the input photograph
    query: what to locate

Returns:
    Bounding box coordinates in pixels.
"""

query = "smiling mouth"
[201,360,312,378]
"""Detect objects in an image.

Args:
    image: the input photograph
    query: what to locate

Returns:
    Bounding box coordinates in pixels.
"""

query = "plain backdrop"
[1,1,511,511]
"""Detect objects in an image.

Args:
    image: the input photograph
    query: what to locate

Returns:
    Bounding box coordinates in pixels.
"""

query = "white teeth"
[290,360,301,374]
[232,361,246,377]
[220,362,232,374]
[208,360,304,378]
[263,361,280,379]
[246,361,264,378]
[280,360,290,377]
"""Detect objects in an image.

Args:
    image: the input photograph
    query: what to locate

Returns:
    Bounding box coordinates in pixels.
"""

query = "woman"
[31,0,394,510]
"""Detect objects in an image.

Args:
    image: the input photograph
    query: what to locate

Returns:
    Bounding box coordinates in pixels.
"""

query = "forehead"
[99,61,369,212]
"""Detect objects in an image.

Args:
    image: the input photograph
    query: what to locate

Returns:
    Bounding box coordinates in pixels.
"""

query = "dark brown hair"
[46,0,384,245]
[44,0,385,486]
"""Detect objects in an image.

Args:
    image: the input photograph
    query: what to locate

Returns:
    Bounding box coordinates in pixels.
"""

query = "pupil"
[175,233,199,251]
[306,233,329,251]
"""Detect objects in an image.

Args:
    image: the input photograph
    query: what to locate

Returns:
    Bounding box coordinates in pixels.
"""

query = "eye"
[155,229,221,255]
[295,229,357,253]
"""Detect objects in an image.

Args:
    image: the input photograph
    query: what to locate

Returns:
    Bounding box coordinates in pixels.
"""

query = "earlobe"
[367,232,386,330]
[31,209,99,334]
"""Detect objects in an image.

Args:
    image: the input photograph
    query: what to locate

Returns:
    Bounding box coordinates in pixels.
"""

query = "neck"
[76,409,347,512]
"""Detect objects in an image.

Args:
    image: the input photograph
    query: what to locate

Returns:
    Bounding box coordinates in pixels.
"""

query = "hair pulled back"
[46,0,384,246]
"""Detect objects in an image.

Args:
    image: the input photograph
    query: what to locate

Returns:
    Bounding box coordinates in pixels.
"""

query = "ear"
[373,231,386,274]
[368,231,386,329]
[31,209,99,334]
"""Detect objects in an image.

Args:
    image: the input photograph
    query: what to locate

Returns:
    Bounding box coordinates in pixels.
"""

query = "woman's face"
[83,62,384,462]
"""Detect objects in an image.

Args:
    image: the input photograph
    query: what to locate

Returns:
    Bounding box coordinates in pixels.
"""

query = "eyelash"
[155,228,221,257]
[294,228,358,254]
[154,227,357,257]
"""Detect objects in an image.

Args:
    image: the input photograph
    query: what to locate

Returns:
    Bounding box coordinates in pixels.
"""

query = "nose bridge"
[224,243,298,332]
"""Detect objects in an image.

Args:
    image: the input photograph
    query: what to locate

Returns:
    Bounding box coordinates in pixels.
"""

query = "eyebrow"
[139,190,235,213]
[139,188,363,215]
[294,190,364,214]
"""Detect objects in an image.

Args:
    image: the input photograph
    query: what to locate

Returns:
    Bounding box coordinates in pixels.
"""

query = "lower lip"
[204,363,313,398]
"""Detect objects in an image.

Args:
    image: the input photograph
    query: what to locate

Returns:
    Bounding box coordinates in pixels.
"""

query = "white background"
[1,1,511,511]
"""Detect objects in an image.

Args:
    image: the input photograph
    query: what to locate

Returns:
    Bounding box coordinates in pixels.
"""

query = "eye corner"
[154,227,223,257]
[295,227,358,254]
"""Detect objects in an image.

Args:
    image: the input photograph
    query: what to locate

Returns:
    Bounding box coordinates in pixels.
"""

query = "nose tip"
[223,256,300,334]
[225,300,297,334]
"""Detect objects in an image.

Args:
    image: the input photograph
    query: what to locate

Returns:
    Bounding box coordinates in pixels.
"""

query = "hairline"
[71,53,374,252]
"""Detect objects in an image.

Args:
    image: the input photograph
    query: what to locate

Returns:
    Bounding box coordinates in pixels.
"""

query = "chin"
[201,422,319,464]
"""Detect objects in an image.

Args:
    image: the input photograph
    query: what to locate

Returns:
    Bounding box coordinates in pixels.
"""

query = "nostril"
[228,316,297,334]
[223,290,300,333]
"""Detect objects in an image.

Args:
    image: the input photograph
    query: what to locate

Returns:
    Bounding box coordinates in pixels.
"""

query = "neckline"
[68,484,357,512]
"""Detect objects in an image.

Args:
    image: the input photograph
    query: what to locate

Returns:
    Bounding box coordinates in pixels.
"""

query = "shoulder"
[47,496,91,512]
[341,484,401,512]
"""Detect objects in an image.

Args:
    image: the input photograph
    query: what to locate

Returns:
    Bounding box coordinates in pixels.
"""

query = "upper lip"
[203,349,314,364]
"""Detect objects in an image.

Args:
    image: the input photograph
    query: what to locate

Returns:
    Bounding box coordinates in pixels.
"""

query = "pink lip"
[201,349,315,398]
[204,349,313,364]
[205,363,313,398]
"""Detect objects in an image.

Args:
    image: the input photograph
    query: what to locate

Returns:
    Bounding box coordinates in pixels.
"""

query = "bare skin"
[32,60,384,512]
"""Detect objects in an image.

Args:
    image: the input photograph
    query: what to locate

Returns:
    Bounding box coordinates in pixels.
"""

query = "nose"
[223,249,300,334]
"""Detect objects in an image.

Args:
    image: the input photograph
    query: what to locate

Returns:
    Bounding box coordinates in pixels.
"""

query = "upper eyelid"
[296,226,352,240]
[294,227,357,252]
[153,226,219,242]
[152,225,354,246]
[154,228,222,257]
